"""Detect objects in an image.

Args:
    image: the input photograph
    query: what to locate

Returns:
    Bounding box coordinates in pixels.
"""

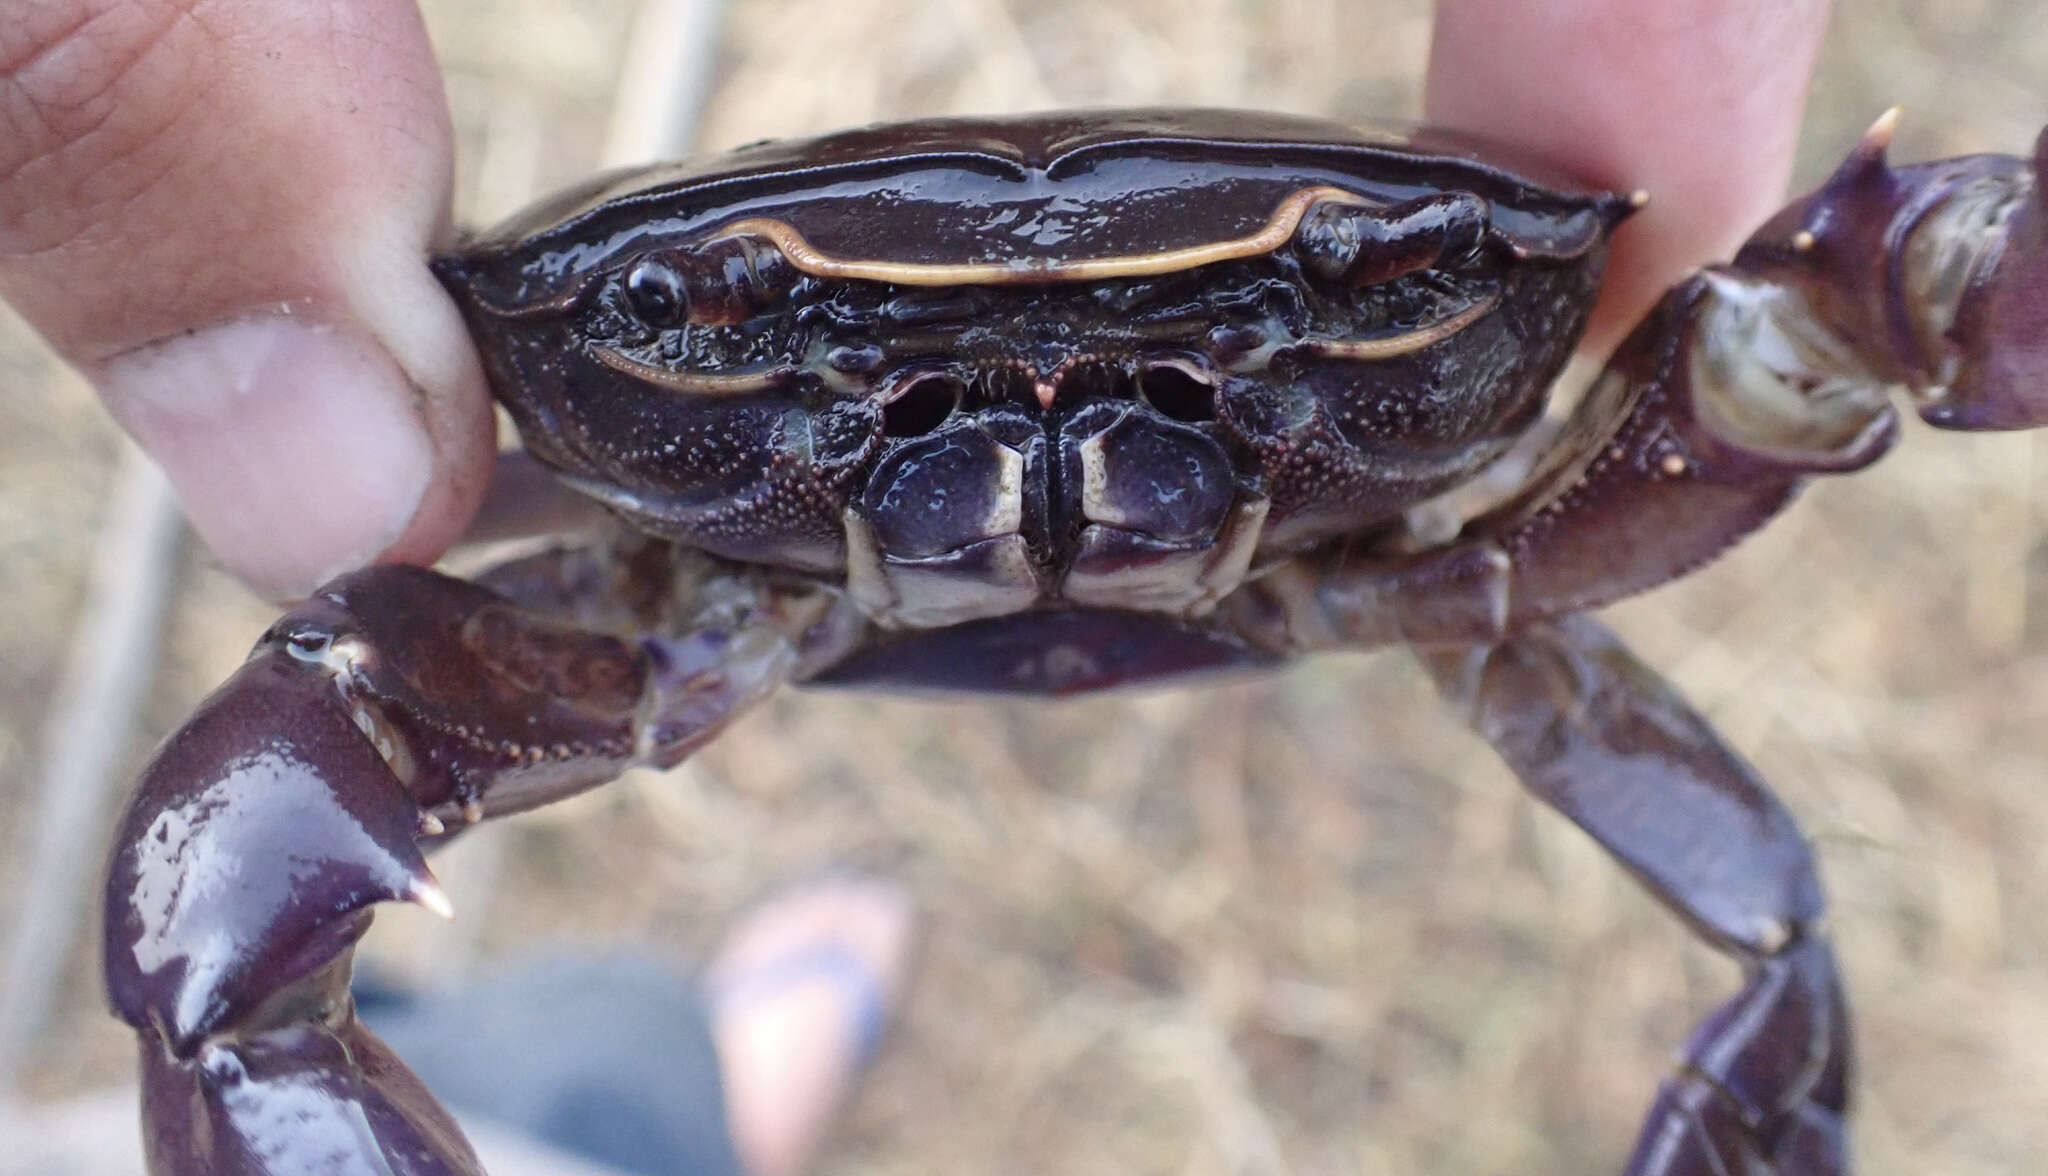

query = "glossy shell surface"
[438,109,1627,637]
[454,109,1619,304]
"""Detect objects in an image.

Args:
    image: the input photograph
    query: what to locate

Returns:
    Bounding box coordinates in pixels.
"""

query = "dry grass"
[2,3,2045,1174]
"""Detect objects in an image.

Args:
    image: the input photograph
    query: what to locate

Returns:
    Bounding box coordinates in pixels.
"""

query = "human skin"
[1426,0,1830,358]
[0,0,1829,600]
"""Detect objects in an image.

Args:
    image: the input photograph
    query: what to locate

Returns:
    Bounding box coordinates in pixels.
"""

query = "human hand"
[0,0,493,600]
[1426,0,1832,358]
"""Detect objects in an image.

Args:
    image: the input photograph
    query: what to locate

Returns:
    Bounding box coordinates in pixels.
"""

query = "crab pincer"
[1734,113,2048,431]
[102,558,828,1174]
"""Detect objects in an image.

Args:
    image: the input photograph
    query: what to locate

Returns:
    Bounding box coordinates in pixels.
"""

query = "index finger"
[1425,0,1832,358]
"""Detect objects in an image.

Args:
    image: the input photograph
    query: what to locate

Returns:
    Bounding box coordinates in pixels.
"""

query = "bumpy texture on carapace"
[436,109,1634,628]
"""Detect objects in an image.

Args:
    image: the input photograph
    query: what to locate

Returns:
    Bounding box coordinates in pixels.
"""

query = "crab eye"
[623,257,691,328]
[1298,192,1490,286]
[619,237,794,330]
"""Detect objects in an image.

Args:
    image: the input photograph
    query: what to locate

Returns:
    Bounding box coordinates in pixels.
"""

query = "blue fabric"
[358,953,744,1176]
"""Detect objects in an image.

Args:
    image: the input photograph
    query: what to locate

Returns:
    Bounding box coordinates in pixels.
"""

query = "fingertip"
[98,313,488,601]
[1426,0,1831,355]
[344,259,502,583]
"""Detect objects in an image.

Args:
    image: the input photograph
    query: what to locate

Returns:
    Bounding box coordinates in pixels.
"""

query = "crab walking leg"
[1423,616,1849,1176]
[1236,118,2048,651]
[102,559,828,1176]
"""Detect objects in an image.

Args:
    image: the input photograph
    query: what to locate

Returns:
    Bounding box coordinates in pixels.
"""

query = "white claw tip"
[411,875,457,920]
[1790,229,1817,253]
[1864,106,1904,151]
[418,810,446,837]
[461,799,485,825]
[1627,188,1651,209]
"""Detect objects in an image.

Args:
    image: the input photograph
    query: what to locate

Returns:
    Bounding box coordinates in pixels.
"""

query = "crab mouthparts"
[847,347,1255,628]
[876,354,1221,435]
[1033,375,1059,411]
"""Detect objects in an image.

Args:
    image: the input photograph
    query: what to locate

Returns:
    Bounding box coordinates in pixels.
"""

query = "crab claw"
[1734,113,2048,430]
[105,649,451,1059]
[106,646,482,1175]
[1921,126,2048,429]
[103,560,815,1175]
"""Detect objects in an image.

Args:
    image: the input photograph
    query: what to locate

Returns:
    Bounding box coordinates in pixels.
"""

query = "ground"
[1,3,2045,1174]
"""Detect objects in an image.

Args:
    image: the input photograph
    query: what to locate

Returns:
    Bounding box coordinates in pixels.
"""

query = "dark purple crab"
[101,107,2048,1174]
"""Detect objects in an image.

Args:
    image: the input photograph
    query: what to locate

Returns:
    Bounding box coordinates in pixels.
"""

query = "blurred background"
[2,2,2044,1173]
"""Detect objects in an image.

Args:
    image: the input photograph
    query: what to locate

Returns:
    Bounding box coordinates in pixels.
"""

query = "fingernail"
[99,316,435,599]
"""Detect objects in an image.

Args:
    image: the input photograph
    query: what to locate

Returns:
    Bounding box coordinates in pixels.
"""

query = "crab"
[97,105,2048,1175]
